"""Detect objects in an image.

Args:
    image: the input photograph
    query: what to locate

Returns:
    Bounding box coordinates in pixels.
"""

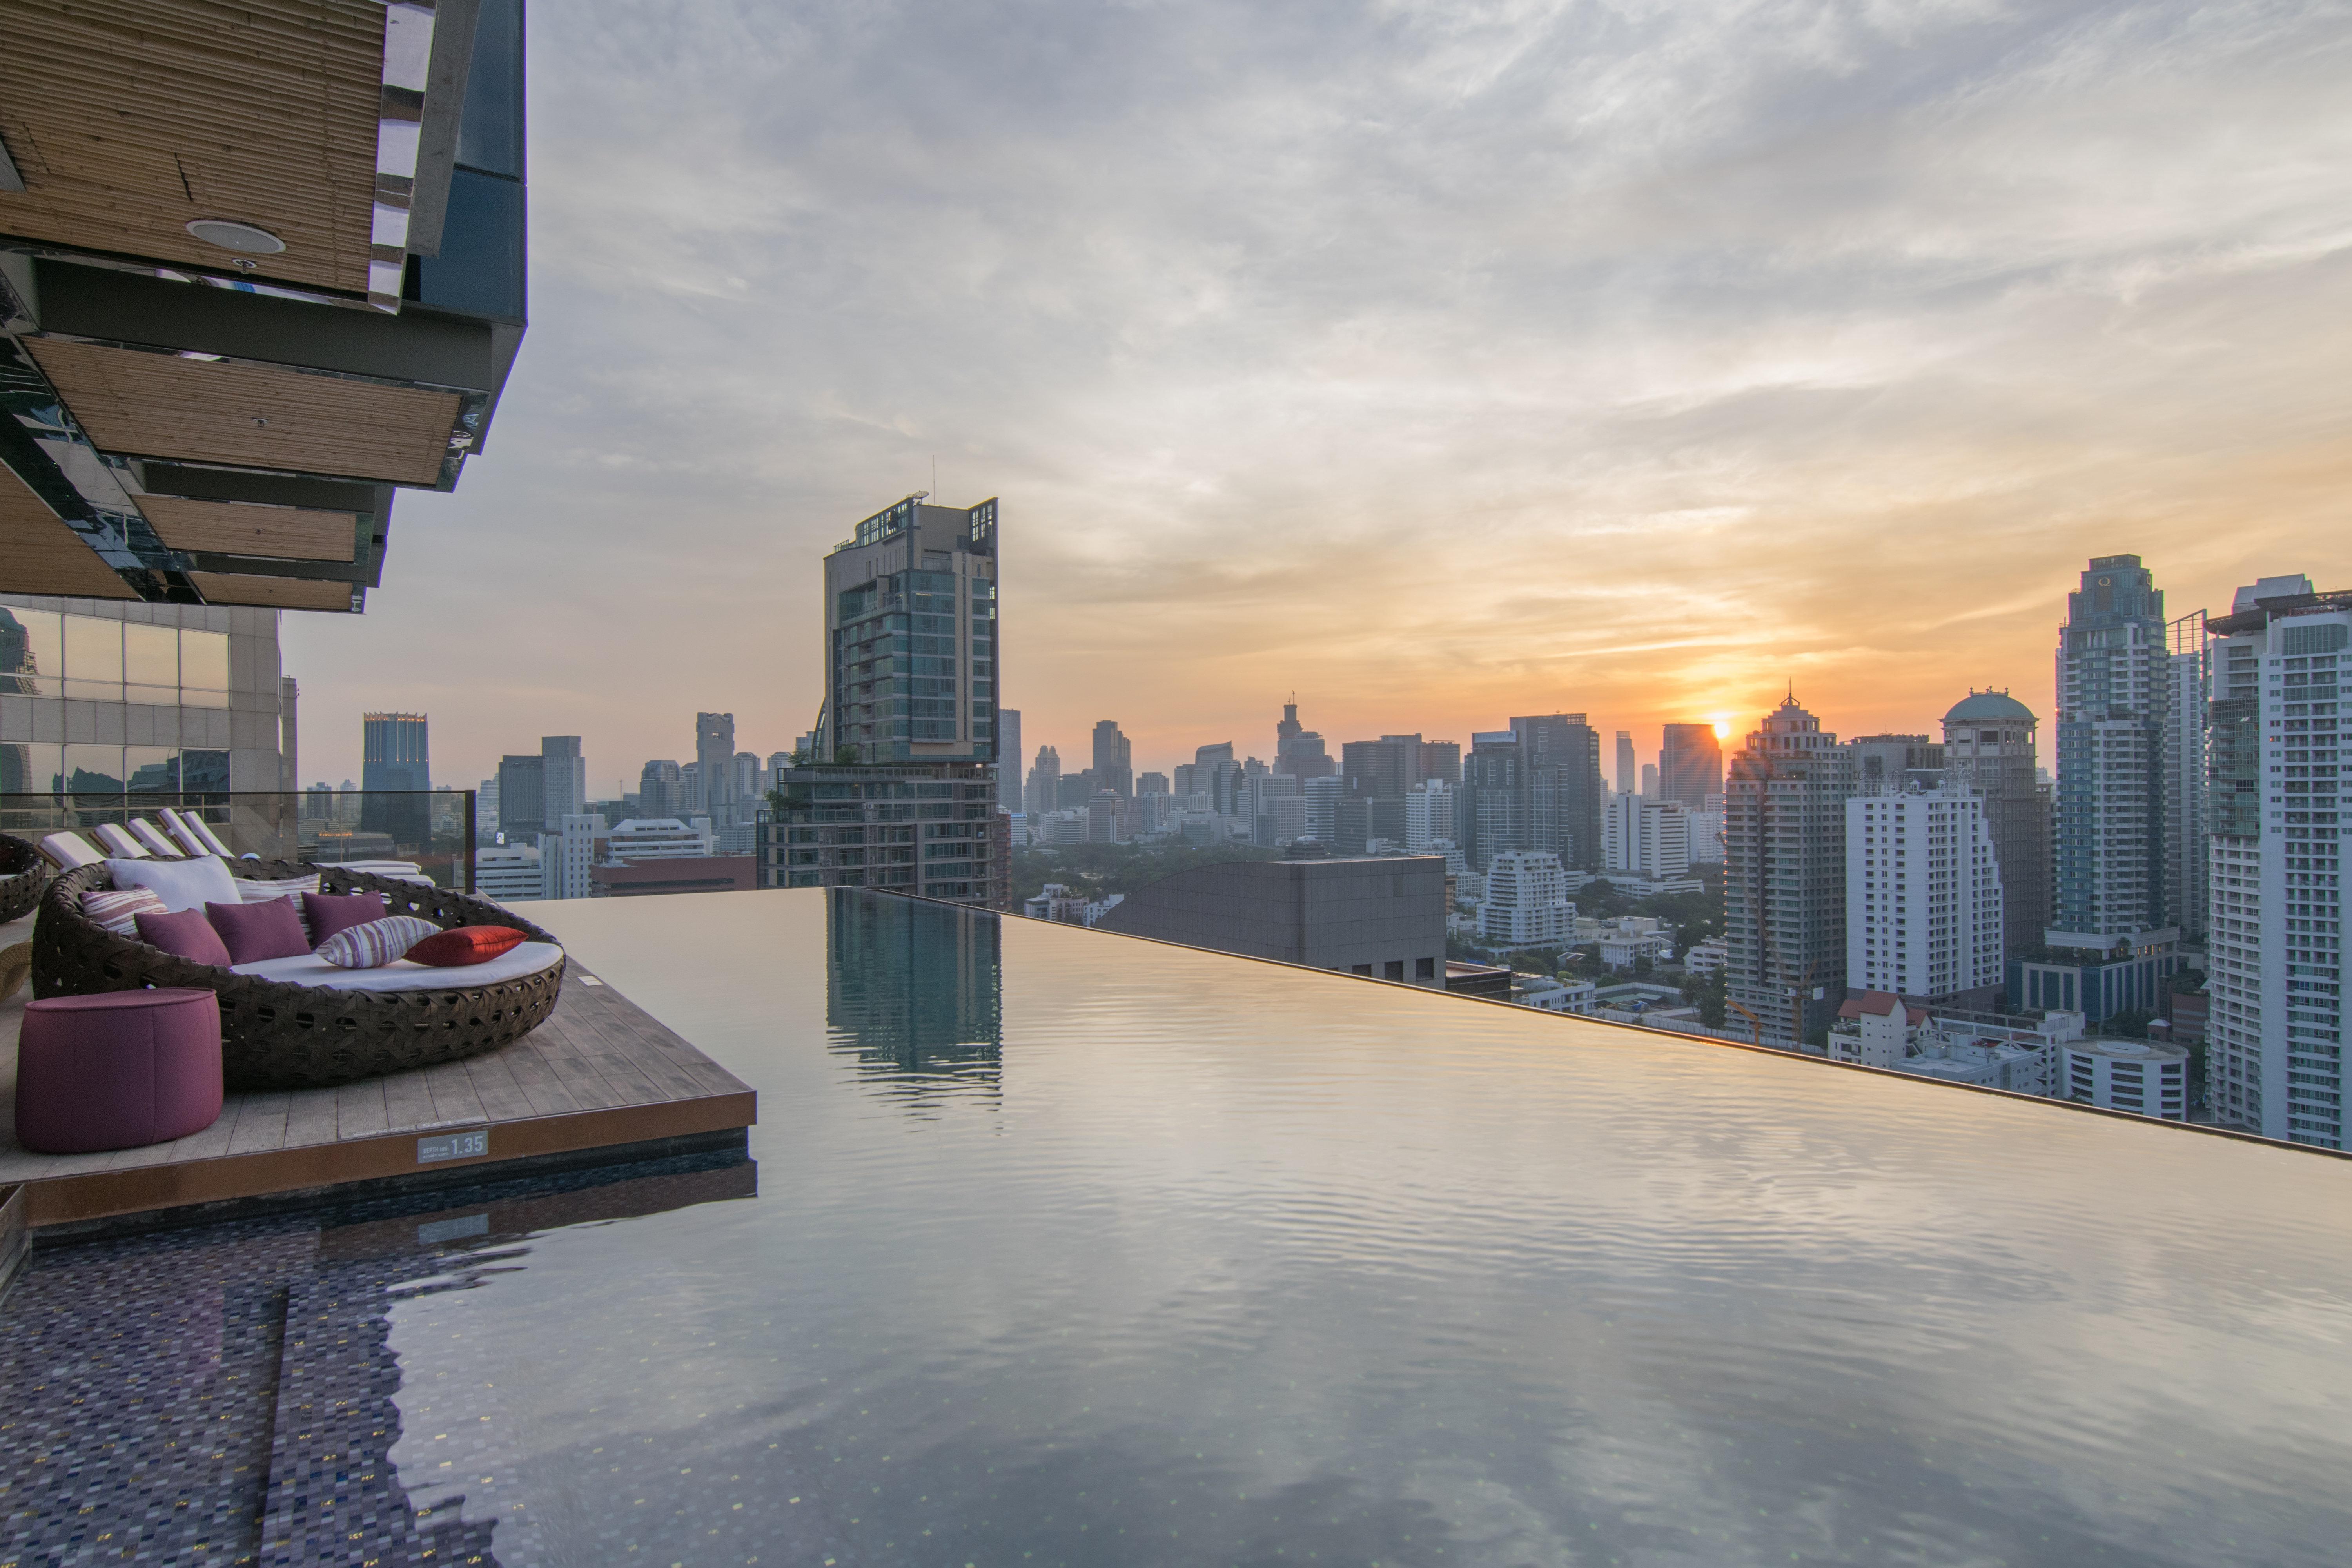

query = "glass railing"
[0,789,477,891]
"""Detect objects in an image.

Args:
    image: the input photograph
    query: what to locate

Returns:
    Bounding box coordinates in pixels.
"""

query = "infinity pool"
[7,886,2352,1566]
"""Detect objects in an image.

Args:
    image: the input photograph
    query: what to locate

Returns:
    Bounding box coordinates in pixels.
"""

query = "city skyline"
[279,0,2351,788]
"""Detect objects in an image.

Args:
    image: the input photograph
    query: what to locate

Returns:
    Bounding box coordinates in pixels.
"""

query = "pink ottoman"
[15,988,224,1155]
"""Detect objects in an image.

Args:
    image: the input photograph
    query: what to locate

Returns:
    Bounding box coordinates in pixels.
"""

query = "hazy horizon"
[286,0,2352,790]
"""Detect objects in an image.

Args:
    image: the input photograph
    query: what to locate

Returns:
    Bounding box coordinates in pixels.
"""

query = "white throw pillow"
[105,854,241,914]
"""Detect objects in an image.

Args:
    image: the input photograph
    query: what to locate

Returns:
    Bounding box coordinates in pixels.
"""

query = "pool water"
[7,886,2352,1566]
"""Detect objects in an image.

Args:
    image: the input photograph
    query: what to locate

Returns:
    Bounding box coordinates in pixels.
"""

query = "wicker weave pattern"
[30,862,566,1091]
[0,832,51,926]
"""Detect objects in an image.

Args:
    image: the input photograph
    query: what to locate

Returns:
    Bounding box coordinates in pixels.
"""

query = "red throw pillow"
[134,907,233,968]
[205,897,310,964]
[405,925,528,967]
[303,890,392,943]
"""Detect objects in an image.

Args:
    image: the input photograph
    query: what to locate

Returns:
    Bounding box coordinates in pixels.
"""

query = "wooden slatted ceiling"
[0,464,136,600]
[27,338,459,486]
[0,0,385,295]
[188,571,354,611]
[139,494,357,561]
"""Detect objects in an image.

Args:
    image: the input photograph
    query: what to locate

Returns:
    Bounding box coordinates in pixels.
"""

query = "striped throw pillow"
[315,915,441,969]
[83,886,169,936]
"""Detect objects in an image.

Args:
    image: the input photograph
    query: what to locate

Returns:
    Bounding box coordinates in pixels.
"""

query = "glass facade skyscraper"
[2053,557,2170,942]
[819,497,999,767]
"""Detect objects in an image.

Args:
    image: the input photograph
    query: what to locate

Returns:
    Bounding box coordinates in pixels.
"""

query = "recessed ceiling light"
[185,219,285,255]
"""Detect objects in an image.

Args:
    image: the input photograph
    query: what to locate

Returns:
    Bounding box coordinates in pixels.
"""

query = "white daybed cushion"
[129,819,185,857]
[106,853,240,913]
[160,809,212,857]
[93,822,150,857]
[40,832,105,870]
[228,940,564,993]
[187,813,234,857]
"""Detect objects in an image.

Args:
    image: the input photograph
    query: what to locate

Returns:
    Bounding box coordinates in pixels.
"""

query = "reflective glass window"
[0,741,61,795]
[63,743,125,796]
[63,617,121,701]
[125,746,177,793]
[123,622,178,705]
[454,0,523,177]
[180,629,230,708]
[0,608,60,696]
[416,168,524,320]
[179,749,231,793]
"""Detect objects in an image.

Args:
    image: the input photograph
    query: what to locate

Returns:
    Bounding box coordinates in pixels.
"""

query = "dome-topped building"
[1944,689,2037,726]
[1941,689,2048,963]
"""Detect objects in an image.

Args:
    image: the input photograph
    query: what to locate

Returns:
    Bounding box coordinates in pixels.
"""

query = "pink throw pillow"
[205,897,310,965]
[303,890,392,943]
[134,907,233,968]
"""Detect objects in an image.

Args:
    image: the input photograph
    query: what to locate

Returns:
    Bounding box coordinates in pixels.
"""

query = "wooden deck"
[0,909,756,1230]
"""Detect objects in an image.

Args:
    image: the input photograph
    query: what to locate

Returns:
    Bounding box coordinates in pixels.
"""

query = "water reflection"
[0,1152,754,1568]
[824,887,1002,1105]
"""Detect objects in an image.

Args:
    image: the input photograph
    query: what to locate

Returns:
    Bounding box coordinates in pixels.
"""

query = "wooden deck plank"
[548,1004,676,1107]
[498,1034,587,1118]
[336,1076,389,1141]
[421,1059,487,1127]
[526,1032,631,1112]
[150,1094,247,1165]
[462,1049,536,1124]
[570,1000,712,1103]
[282,1084,342,1149]
[596,1002,750,1096]
[227,1092,290,1155]
[380,1063,437,1135]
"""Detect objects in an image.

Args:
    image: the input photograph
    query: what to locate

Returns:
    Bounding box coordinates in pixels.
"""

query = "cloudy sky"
[289,0,2352,791]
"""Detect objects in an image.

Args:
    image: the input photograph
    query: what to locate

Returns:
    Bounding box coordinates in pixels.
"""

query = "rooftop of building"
[1944,688,2038,723]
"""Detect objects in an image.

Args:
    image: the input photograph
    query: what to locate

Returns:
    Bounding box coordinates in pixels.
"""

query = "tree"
[1695,970,1727,1028]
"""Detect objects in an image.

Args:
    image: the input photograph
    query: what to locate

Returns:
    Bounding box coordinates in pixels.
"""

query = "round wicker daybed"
[0,831,51,926]
[29,860,567,1091]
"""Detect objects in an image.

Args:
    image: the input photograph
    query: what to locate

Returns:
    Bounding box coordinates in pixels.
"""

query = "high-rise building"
[695,712,737,822]
[1659,723,1723,808]
[1941,691,2049,961]
[1511,713,1604,873]
[817,494,1000,774]
[1846,734,1942,788]
[1640,762,1658,800]
[998,709,1023,811]
[732,751,761,809]
[1725,695,1853,1044]
[2205,574,2347,1150]
[778,494,1004,909]
[1477,849,1576,949]
[540,811,606,901]
[1404,781,1452,852]
[1846,782,2005,1004]
[1615,731,1636,794]
[1604,795,1693,882]
[1138,770,1169,796]
[540,735,585,825]
[638,759,686,818]
[2054,556,2172,944]
[1092,720,1133,797]
[1457,730,1524,869]
[1025,744,1061,817]
[2165,611,2210,943]
[1418,740,1461,786]
[496,753,545,843]
[1274,698,1335,777]
[361,711,430,848]
[1341,735,1421,799]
